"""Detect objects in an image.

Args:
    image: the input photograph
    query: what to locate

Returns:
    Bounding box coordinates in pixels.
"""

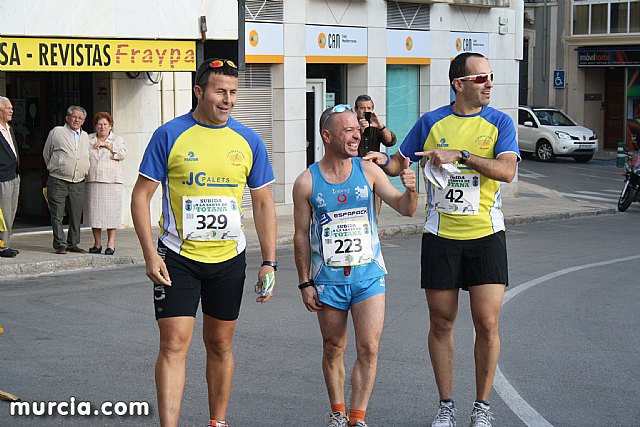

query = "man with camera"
[355,95,397,217]
[354,94,396,157]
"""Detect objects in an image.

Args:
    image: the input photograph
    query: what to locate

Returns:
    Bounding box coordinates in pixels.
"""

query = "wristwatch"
[261,260,278,271]
[459,150,470,165]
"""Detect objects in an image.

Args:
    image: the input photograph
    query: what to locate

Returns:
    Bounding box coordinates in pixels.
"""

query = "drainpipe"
[543,0,548,83]
[238,0,246,71]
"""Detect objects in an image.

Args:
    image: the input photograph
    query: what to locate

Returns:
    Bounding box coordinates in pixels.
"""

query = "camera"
[364,112,372,123]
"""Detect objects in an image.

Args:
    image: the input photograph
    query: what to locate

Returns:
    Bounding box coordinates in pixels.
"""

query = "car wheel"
[618,181,636,212]
[573,154,593,163]
[535,140,555,162]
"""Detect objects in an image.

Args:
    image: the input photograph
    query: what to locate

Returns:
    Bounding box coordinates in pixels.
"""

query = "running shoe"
[431,400,457,427]
[351,420,369,427]
[207,421,228,427]
[468,402,494,427]
[327,411,349,427]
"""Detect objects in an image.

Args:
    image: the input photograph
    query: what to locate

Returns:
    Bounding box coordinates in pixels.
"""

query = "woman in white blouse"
[85,112,127,255]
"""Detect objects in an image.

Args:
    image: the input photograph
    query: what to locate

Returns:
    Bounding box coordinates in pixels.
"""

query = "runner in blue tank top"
[292,104,418,427]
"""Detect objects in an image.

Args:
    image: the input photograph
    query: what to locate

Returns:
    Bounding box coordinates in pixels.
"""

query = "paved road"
[518,155,632,209]
[1,214,638,426]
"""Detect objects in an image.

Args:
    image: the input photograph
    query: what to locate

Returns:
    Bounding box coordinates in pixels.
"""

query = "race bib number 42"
[321,207,373,267]
[182,196,242,241]
[433,173,480,215]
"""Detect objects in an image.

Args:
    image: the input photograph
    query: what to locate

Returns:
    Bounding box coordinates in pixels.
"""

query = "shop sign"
[386,29,430,65]
[306,25,367,64]
[578,47,640,67]
[245,22,284,64]
[450,32,489,58]
[0,37,196,71]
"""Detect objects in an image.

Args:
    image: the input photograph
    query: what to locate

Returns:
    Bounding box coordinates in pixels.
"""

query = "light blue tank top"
[309,157,386,285]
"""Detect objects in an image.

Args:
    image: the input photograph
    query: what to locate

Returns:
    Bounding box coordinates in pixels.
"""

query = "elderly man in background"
[0,96,20,257]
[43,105,91,254]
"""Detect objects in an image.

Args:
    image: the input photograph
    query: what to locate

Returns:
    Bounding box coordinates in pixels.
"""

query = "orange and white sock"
[349,408,366,425]
[331,402,346,417]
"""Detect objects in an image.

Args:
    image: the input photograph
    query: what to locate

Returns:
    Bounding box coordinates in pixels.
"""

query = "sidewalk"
[0,178,617,279]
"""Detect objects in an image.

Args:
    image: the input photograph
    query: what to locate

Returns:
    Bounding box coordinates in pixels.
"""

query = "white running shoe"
[431,400,457,427]
[327,411,349,427]
[469,402,494,427]
[352,420,369,427]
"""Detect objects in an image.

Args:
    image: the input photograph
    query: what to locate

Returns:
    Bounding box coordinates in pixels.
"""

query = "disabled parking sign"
[553,70,565,89]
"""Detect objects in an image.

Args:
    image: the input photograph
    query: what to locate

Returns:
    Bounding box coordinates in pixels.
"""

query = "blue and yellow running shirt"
[399,104,520,240]
[139,112,275,263]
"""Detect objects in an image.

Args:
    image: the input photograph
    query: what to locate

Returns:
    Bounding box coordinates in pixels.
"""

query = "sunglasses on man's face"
[457,72,494,84]
[321,104,354,129]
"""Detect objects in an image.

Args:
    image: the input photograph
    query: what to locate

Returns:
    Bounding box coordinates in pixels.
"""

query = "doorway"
[6,72,94,226]
[306,79,326,166]
[604,68,625,149]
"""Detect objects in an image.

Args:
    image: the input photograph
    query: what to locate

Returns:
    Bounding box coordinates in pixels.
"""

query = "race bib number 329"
[182,196,242,241]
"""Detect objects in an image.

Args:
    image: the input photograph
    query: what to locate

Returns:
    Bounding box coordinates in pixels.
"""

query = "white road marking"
[518,170,547,179]
[578,173,623,181]
[559,192,616,203]
[495,255,640,426]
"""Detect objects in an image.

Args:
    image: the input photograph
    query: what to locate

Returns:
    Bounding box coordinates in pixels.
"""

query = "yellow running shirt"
[139,112,274,263]
[399,104,520,240]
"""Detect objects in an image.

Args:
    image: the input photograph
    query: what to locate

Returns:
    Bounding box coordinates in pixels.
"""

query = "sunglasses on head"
[457,72,494,84]
[321,104,354,129]
[196,59,238,86]
[208,59,237,69]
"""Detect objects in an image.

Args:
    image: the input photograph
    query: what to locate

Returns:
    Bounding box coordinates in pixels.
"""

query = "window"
[591,3,608,34]
[518,110,534,125]
[631,1,640,32]
[572,0,640,34]
[573,4,589,35]
[610,2,628,33]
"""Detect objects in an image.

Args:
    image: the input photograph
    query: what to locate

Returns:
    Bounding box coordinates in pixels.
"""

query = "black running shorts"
[153,240,246,320]
[420,231,508,291]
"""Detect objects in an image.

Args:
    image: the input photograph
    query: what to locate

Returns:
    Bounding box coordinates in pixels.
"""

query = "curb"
[504,207,618,225]
[0,256,144,279]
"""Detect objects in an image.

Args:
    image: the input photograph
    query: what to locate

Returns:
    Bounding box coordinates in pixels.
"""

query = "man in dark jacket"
[354,94,396,157]
[0,96,20,257]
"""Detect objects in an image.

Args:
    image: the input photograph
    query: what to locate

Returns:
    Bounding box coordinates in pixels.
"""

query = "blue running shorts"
[316,276,386,311]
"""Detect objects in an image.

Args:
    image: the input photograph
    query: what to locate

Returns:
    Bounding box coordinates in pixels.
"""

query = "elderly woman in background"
[85,112,127,255]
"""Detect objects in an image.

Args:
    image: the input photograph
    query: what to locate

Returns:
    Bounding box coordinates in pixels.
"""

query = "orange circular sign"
[318,33,327,49]
[249,30,259,47]
[406,36,413,51]
[455,38,462,52]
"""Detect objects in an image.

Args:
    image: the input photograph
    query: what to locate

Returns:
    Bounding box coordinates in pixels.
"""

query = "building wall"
[0,0,237,39]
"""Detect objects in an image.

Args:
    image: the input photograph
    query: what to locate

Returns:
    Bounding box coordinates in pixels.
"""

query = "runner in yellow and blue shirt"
[399,102,519,240]
[139,111,274,263]
[365,53,519,427]
[131,58,277,427]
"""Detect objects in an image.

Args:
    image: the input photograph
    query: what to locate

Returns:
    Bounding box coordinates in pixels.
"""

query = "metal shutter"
[245,0,284,22]
[387,2,430,30]
[234,64,273,208]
